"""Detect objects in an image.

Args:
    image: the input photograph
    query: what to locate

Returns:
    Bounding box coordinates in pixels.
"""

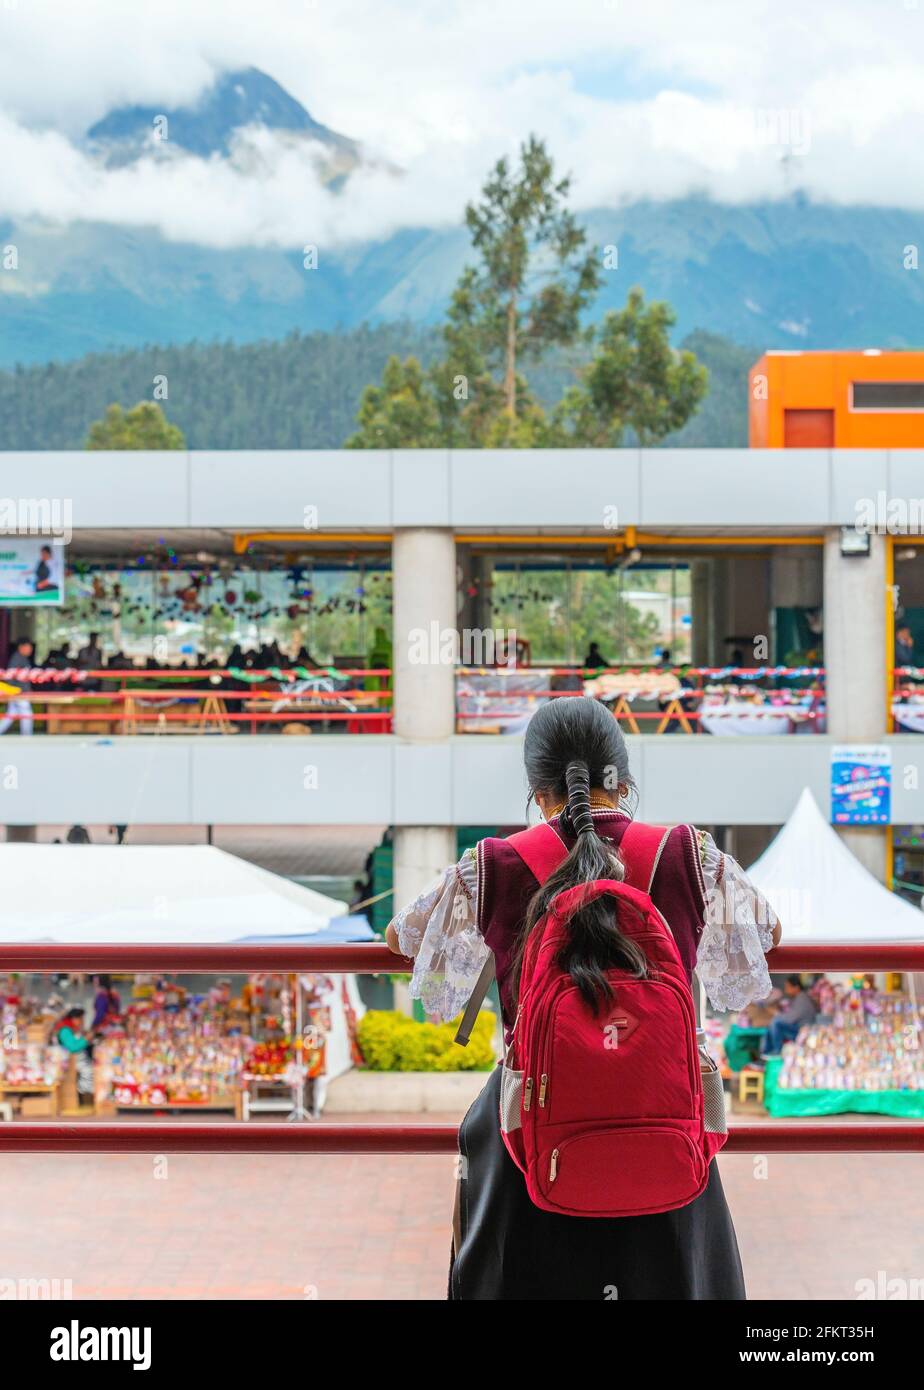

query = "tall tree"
[460,135,600,420]
[344,144,709,448]
[85,401,185,450]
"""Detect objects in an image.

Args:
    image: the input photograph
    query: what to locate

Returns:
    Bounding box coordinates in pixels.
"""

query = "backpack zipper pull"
[523,1077,534,1112]
[549,1148,559,1182]
[538,1073,548,1107]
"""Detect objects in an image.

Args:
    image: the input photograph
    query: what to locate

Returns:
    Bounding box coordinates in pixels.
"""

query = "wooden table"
[0,1082,60,1116]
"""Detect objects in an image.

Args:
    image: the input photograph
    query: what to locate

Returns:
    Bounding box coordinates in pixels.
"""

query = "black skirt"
[451,1064,746,1301]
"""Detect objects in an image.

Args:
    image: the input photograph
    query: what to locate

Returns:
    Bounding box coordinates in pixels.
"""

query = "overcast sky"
[2,0,924,248]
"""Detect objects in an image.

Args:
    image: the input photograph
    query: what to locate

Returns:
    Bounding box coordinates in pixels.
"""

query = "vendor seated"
[53,1006,96,1102]
[761,975,818,1057]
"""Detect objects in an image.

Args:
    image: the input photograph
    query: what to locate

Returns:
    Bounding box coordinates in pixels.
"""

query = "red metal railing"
[1,943,923,1153]
[3,665,841,736]
[0,943,914,972]
[4,1122,922,1154]
[0,667,393,734]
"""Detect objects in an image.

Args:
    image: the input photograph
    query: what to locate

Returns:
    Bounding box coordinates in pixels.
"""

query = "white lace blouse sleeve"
[695,831,778,1013]
[387,847,489,1023]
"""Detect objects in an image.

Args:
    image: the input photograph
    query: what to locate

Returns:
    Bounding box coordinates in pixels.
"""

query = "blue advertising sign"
[830,744,891,825]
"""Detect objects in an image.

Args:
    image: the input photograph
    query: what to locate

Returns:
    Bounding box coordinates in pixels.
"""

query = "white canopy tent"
[0,843,355,942]
[747,788,924,943]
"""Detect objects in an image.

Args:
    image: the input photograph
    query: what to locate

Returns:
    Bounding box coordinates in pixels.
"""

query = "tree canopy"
[85,401,186,450]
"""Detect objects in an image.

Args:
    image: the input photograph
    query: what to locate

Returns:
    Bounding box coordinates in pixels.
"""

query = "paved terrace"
[1,1114,920,1300]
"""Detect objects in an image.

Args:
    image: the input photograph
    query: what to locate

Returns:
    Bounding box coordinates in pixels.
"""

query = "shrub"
[356,1009,497,1072]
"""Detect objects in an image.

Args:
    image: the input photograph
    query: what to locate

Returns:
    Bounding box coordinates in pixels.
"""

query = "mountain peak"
[86,66,358,163]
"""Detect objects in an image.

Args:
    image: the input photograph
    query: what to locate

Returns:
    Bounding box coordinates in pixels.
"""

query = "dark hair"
[512,697,648,1013]
[785,974,803,989]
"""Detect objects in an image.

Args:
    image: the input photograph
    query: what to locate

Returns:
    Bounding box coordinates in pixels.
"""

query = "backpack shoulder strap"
[620,822,702,1020]
[454,952,496,1048]
[454,823,567,1048]
[505,822,569,884]
[619,821,671,894]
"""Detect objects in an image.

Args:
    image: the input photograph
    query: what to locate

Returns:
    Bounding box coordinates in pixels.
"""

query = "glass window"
[489,563,691,665]
[852,381,924,410]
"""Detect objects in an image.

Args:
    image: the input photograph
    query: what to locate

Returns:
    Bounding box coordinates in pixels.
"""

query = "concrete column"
[456,545,476,635]
[726,554,771,656]
[770,546,824,610]
[708,556,730,667]
[392,528,456,741]
[690,560,711,666]
[456,548,491,636]
[770,545,823,664]
[472,553,492,634]
[391,529,458,1011]
[823,528,889,880]
[393,826,457,916]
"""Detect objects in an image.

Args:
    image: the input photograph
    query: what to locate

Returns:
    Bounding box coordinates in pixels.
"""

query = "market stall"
[763,979,924,1117]
[0,844,370,1118]
[892,694,924,733]
[738,789,924,1116]
[455,667,553,733]
[698,689,821,735]
[0,983,68,1117]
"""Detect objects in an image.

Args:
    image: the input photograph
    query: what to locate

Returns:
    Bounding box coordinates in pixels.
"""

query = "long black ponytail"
[512,697,649,1013]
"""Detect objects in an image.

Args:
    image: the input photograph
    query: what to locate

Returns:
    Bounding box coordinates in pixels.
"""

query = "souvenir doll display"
[765,979,924,1117]
[94,983,250,1113]
[239,974,329,1118]
[93,973,343,1117]
[0,978,68,1115]
[1,968,357,1120]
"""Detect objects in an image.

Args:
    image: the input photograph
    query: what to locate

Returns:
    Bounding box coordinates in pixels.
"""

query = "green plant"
[357,1009,497,1072]
[85,401,185,450]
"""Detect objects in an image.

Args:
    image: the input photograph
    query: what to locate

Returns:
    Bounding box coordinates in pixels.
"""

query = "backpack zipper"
[549,1148,559,1182]
[523,1077,534,1112]
[538,1073,549,1107]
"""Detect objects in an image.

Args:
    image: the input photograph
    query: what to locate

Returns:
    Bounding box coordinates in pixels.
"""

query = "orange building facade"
[749,350,924,447]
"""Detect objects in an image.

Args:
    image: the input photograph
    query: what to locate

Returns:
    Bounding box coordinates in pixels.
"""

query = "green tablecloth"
[723,1024,766,1072]
[764,1056,924,1117]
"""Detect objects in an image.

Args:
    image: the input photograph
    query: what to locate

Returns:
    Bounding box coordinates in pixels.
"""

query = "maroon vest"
[477,812,707,1038]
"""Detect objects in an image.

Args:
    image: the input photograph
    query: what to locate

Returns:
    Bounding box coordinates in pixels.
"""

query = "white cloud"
[2,0,924,250]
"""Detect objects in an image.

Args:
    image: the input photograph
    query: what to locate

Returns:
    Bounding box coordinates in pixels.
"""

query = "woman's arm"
[383,848,489,1023]
[695,830,780,1012]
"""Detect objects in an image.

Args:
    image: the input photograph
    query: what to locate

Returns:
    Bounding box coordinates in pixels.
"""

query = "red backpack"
[498,820,727,1218]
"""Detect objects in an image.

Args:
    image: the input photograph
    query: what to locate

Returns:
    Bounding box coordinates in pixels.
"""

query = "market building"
[2,352,924,1119]
[0,424,922,889]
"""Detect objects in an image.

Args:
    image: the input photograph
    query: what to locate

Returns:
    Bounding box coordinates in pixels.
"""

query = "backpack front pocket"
[534,1124,707,1216]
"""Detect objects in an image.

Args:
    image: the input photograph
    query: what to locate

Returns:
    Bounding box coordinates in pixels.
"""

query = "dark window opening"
[852,381,924,410]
